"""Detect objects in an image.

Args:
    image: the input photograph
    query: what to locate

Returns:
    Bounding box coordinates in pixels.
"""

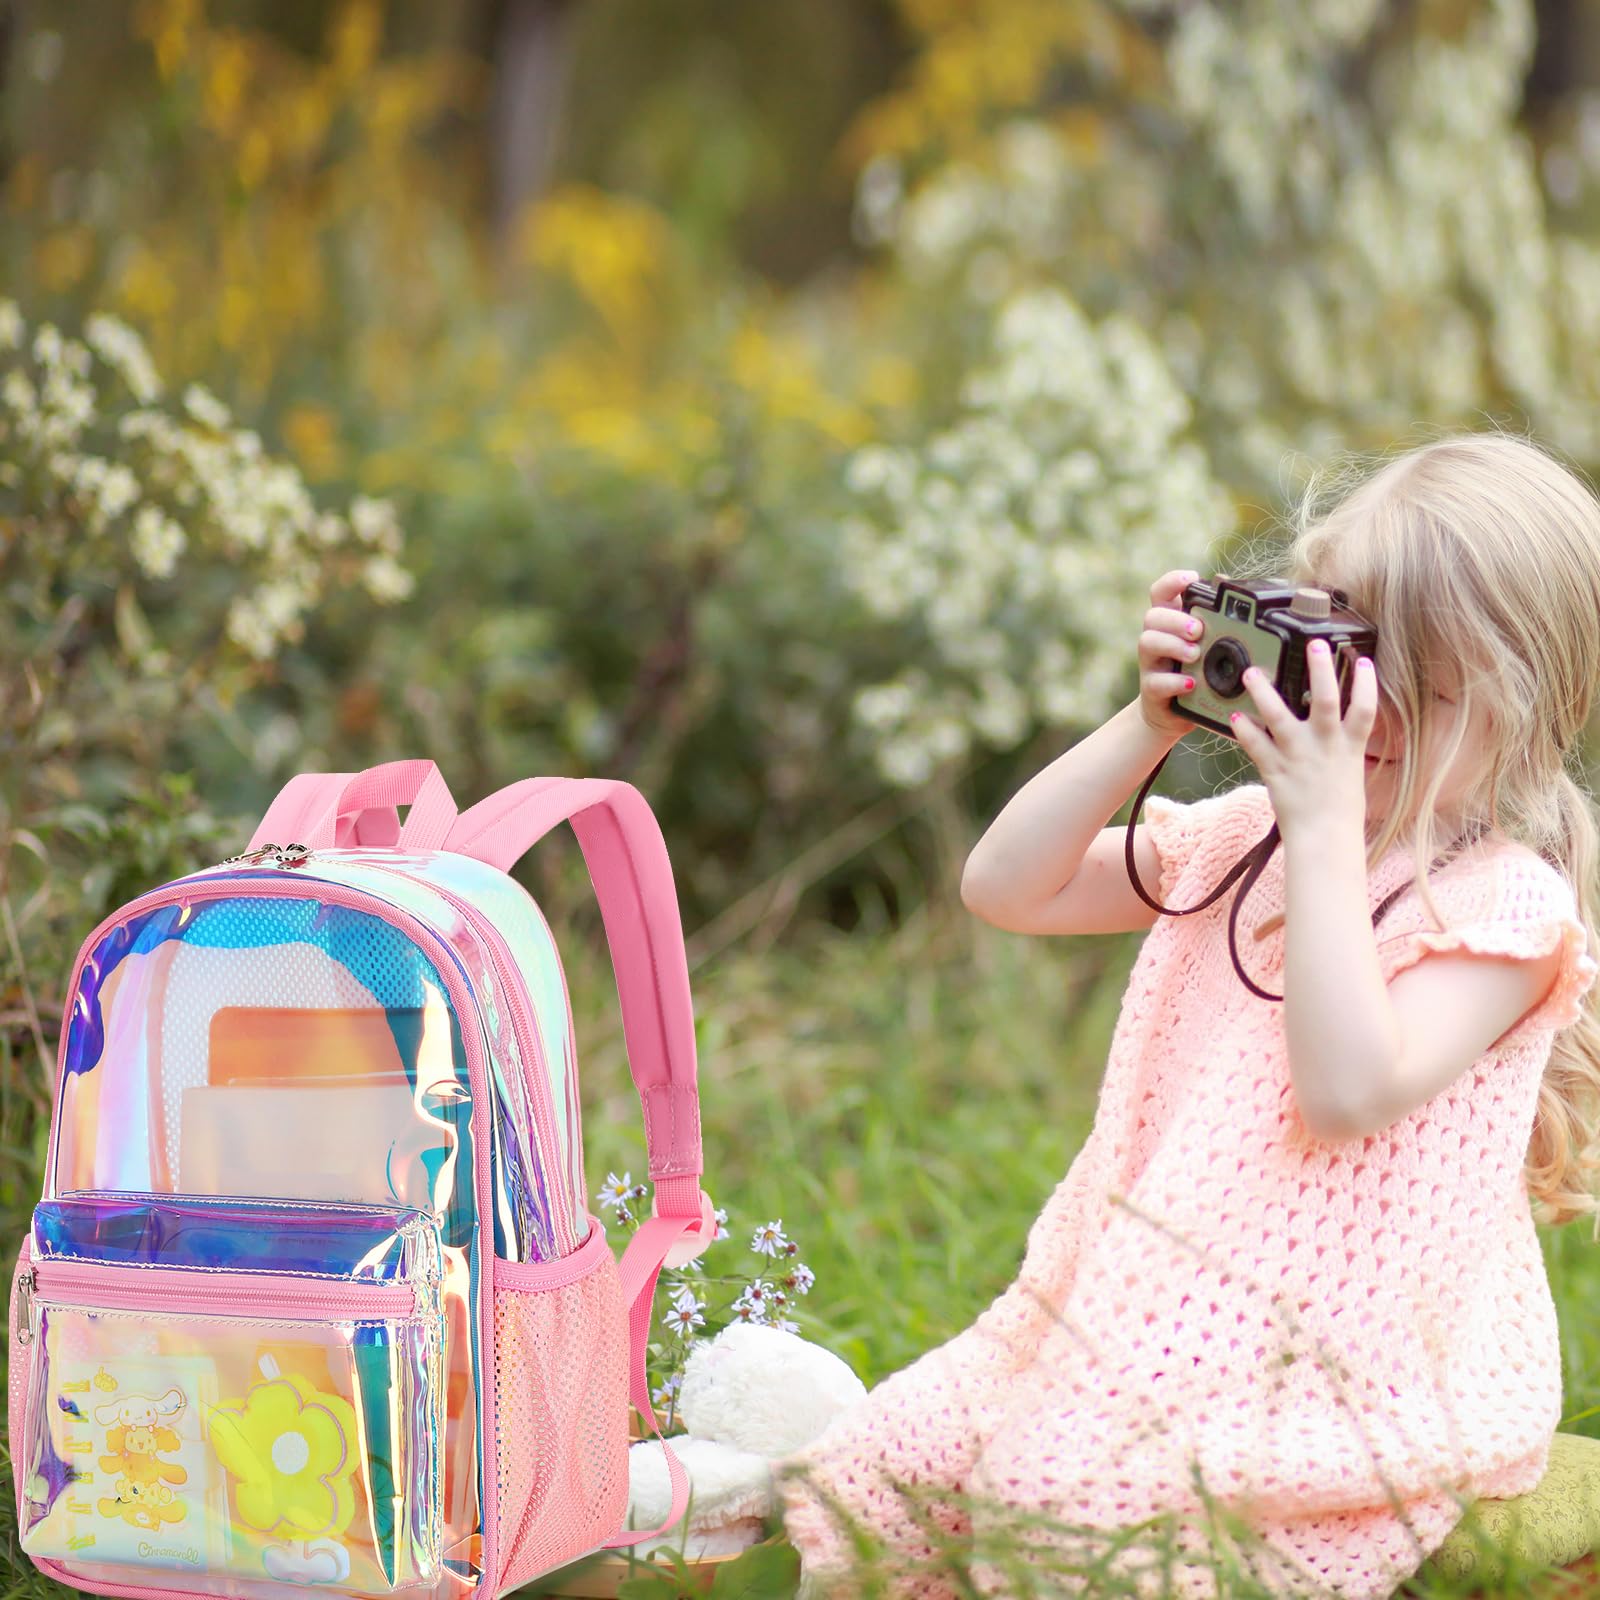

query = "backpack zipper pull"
[221,843,280,865]
[16,1264,34,1346]
[219,842,313,869]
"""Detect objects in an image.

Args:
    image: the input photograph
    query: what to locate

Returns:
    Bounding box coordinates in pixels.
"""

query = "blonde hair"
[1236,425,1600,1232]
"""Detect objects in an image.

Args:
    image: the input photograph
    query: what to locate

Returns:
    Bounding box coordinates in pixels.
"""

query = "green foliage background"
[6,1,1600,1594]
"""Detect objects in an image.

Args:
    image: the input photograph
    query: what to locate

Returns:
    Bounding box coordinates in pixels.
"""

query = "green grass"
[4,896,1600,1596]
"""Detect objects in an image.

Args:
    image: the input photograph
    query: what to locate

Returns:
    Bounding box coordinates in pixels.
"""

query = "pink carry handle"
[445,777,706,1188]
[248,760,458,852]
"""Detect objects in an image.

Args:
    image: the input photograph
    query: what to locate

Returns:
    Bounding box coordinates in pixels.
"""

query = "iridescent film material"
[32,1194,441,1282]
[16,1281,442,1596]
[54,895,478,1228]
[38,883,491,1594]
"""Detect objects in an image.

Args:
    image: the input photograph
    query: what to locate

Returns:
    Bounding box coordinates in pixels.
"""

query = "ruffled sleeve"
[1140,781,1274,910]
[1375,847,1599,1045]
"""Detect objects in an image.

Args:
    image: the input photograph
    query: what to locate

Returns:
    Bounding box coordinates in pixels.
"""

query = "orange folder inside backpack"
[207,1004,412,1085]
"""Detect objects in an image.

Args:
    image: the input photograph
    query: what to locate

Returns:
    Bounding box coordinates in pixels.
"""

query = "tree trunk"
[490,0,579,262]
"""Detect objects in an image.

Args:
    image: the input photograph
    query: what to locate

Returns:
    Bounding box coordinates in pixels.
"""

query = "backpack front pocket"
[15,1253,444,1596]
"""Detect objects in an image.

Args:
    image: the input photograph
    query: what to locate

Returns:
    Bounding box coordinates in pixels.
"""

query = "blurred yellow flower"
[329,0,382,88]
[842,0,1111,167]
[115,243,177,325]
[520,185,672,343]
[136,0,200,82]
[36,228,94,294]
[729,318,874,444]
[203,34,251,135]
[281,404,342,481]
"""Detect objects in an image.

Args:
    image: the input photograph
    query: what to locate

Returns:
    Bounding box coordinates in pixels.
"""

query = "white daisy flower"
[751,1220,789,1257]
[664,1300,705,1339]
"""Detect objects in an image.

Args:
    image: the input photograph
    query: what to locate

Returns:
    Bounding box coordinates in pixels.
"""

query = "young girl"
[772,430,1600,1600]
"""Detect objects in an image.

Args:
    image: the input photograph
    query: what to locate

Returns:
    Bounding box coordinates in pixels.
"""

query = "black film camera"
[1167,575,1378,736]
[1125,573,1396,1005]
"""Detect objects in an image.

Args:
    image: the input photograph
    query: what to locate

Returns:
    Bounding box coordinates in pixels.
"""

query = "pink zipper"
[41,868,504,1589]
[21,1253,431,1332]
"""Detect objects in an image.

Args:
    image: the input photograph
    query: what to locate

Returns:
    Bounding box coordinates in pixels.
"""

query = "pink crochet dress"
[775,782,1600,1600]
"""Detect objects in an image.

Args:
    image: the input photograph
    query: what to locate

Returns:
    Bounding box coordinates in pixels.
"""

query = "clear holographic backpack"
[9,761,713,1598]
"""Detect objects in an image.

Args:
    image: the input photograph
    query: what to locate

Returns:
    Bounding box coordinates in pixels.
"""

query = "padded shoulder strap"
[444,776,704,1186]
[445,777,715,1551]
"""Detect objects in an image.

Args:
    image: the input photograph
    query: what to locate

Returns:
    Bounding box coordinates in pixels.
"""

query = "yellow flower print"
[207,1354,358,1538]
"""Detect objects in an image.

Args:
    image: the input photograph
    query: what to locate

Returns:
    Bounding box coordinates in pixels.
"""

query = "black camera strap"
[1123,749,1487,1002]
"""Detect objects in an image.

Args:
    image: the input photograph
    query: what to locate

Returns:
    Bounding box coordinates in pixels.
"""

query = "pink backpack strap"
[602,1211,701,1548]
[443,777,715,1547]
[445,777,706,1186]
[248,761,458,852]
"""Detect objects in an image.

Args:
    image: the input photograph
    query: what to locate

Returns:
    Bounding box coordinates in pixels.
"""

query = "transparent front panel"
[54,897,472,1219]
[316,849,591,1252]
[18,1294,441,1596]
[45,888,492,1594]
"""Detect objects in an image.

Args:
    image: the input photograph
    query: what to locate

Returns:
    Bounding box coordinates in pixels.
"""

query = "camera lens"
[1203,637,1252,699]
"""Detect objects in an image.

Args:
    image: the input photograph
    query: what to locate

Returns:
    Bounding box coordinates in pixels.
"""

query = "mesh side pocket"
[8,1233,30,1526]
[492,1217,630,1592]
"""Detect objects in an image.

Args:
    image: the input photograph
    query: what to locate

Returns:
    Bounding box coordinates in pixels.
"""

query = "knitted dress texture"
[775,782,1600,1599]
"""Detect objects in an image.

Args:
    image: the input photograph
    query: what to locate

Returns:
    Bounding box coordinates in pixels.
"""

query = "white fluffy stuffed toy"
[622,1323,867,1561]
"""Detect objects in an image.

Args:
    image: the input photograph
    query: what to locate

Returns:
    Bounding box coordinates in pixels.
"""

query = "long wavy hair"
[1233,425,1600,1231]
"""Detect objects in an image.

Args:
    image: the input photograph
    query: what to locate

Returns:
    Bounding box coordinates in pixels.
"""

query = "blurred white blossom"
[182,382,230,431]
[86,314,161,404]
[843,285,1234,785]
[130,505,187,580]
[2,300,414,666]
[834,0,1600,785]
[362,553,416,603]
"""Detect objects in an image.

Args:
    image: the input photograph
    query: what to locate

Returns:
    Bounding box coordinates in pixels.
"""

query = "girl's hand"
[1230,640,1378,841]
[1137,568,1205,742]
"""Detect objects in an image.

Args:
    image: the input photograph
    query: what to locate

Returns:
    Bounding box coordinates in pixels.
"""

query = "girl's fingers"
[1139,627,1198,668]
[1349,654,1379,734]
[1150,569,1200,605]
[1307,640,1340,730]
[1146,605,1201,640]
[1241,666,1291,736]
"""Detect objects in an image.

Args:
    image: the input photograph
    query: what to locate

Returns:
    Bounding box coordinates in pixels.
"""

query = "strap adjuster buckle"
[654,1187,717,1268]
